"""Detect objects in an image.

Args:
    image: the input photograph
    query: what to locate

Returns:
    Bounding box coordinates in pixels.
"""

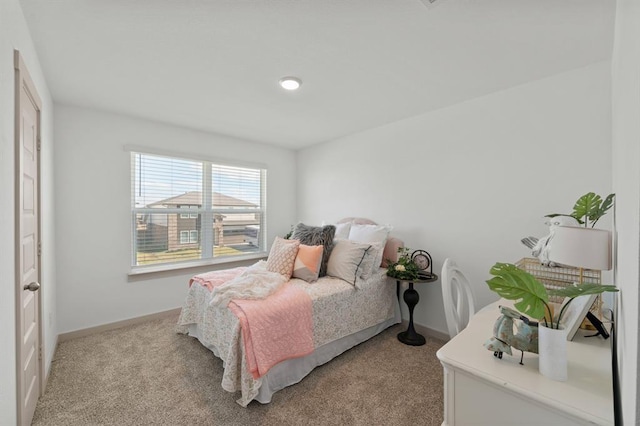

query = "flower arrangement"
[386,247,421,281]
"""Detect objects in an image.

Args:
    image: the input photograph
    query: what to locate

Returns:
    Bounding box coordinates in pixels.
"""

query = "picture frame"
[559,293,598,341]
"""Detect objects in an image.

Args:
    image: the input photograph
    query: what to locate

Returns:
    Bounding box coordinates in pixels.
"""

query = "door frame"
[14,49,44,426]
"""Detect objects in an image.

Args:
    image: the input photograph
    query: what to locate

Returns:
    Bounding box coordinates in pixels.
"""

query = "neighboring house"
[138,191,259,252]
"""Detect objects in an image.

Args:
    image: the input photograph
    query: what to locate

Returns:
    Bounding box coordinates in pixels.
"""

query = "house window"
[179,205,199,219]
[179,230,198,244]
[131,151,266,270]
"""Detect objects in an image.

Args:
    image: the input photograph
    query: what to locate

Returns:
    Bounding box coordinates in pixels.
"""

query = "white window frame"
[179,205,198,219]
[189,230,198,243]
[129,147,267,274]
[180,230,190,244]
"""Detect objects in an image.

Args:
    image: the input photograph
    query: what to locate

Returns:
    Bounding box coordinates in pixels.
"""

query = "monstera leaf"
[590,193,615,227]
[549,282,619,299]
[547,192,616,228]
[571,192,602,226]
[486,263,549,320]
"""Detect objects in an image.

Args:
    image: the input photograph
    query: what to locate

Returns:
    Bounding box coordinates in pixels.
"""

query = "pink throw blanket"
[228,282,314,379]
[189,267,247,291]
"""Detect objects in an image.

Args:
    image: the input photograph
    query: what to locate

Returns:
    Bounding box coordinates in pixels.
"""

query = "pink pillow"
[292,244,324,282]
[266,237,300,278]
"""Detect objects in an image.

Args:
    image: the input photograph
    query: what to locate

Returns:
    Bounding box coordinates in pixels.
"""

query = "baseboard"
[42,335,58,394]
[58,308,181,343]
[401,320,450,343]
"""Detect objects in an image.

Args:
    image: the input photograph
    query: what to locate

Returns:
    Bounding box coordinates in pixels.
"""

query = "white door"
[15,50,43,426]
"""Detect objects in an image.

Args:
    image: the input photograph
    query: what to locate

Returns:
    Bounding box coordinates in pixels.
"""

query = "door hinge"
[37,242,41,257]
[38,347,42,361]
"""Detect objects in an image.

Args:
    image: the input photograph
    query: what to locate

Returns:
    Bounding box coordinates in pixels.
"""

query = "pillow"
[359,241,384,280]
[321,221,351,239]
[334,222,352,239]
[326,239,372,286]
[266,236,300,278]
[291,223,336,277]
[348,224,392,268]
[292,244,324,282]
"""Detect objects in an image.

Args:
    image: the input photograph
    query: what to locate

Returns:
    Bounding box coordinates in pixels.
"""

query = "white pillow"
[326,239,372,286]
[322,221,352,240]
[334,222,352,239]
[348,224,392,268]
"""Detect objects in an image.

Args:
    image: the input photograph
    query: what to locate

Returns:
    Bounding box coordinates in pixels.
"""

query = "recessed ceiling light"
[279,76,302,91]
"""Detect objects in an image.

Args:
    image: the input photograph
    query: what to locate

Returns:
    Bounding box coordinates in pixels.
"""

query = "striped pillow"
[292,244,324,282]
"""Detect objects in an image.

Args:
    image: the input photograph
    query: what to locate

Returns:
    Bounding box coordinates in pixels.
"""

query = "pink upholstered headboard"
[337,217,404,267]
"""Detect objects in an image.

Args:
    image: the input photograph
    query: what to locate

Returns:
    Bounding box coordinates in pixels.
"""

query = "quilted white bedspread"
[176,267,396,406]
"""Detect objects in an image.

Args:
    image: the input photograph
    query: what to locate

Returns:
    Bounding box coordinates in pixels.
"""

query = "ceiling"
[20,0,614,150]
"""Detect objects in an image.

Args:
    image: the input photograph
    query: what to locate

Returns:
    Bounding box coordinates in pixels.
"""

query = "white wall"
[297,61,612,335]
[612,1,640,423]
[54,105,297,333]
[0,0,56,424]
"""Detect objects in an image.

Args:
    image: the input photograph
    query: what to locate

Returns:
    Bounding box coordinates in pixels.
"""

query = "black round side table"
[393,274,439,346]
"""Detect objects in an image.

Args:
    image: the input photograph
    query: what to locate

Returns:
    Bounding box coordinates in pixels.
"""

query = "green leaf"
[549,283,619,298]
[572,192,602,226]
[486,263,549,319]
[600,194,615,215]
[589,193,615,226]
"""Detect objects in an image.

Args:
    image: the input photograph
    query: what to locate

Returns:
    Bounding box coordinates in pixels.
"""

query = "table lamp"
[549,226,612,272]
[548,226,612,336]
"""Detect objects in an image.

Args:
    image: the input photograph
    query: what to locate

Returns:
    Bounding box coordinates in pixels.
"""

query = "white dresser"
[436,300,614,426]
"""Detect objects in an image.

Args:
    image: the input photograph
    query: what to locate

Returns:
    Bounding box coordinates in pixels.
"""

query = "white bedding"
[176,267,399,406]
[210,261,286,307]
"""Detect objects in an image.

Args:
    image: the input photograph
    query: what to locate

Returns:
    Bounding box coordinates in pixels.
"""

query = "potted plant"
[546,192,615,228]
[386,247,421,281]
[486,262,618,329]
[486,263,618,381]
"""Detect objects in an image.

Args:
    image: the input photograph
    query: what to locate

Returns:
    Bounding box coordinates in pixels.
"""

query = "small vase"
[538,324,568,381]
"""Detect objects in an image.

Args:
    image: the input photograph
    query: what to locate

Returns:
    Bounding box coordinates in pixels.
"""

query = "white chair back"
[441,258,476,339]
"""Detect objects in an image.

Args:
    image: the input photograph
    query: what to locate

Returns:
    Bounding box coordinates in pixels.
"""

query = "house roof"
[149,191,257,208]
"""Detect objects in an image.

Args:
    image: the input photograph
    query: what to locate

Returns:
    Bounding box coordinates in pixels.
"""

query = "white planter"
[538,325,568,381]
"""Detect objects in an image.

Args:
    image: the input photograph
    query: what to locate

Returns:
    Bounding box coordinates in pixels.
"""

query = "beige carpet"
[33,315,444,425]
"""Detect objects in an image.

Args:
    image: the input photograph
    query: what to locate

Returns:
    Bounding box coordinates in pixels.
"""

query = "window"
[179,205,198,219]
[131,151,266,270]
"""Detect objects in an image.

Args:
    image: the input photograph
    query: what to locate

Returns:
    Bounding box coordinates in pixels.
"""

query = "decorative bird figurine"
[521,216,580,267]
[485,305,538,365]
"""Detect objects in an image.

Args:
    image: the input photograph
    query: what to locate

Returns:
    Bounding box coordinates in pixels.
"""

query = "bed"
[176,218,402,406]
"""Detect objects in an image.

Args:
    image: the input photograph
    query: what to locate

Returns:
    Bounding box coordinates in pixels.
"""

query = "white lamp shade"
[549,226,612,271]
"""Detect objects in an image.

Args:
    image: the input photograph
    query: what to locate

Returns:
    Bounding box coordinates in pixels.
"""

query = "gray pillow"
[291,223,336,277]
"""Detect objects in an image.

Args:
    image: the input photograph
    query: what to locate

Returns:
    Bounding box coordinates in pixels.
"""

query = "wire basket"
[515,258,601,304]
[515,258,603,329]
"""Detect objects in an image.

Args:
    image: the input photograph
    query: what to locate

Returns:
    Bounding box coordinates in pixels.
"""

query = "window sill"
[128,252,268,277]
